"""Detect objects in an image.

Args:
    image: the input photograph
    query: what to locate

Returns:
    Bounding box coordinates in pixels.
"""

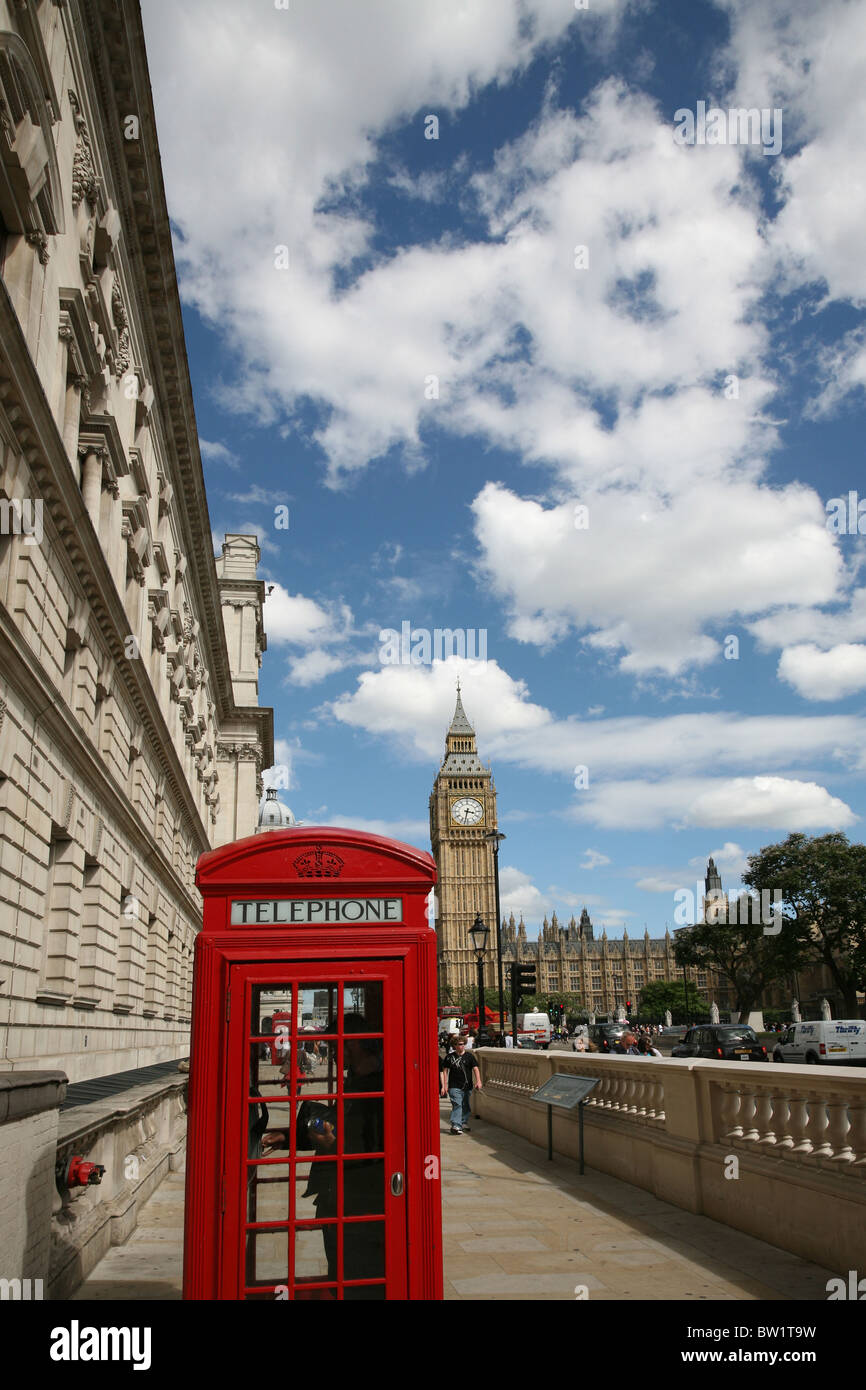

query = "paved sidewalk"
[75,1108,834,1300]
[438,1101,832,1301]
[72,1167,185,1301]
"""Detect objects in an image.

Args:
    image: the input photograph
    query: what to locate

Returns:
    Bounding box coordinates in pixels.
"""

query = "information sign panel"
[532,1075,599,1109]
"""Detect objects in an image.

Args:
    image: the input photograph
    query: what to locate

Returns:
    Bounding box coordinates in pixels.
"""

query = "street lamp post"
[682,964,691,1025]
[468,913,490,1034]
[485,831,507,1037]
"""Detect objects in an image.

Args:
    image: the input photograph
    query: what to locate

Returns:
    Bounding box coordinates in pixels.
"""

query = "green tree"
[743,833,866,1016]
[637,979,709,1022]
[674,890,803,1017]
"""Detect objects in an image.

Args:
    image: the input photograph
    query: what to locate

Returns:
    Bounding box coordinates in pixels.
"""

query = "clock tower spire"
[429,685,499,1002]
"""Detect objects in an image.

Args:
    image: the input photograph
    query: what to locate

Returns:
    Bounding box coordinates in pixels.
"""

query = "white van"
[438,1017,463,1039]
[772,1019,866,1065]
[517,1012,551,1047]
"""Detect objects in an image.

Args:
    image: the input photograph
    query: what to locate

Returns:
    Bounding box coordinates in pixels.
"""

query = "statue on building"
[821,997,832,1020]
[615,1002,626,1023]
[664,1010,672,1027]
[710,1001,719,1024]
[792,998,801,1023]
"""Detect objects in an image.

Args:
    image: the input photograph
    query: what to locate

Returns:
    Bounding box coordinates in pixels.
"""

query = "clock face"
[451,797,484,826]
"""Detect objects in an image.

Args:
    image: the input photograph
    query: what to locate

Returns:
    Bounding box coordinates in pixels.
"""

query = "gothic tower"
[429,685,499,1001]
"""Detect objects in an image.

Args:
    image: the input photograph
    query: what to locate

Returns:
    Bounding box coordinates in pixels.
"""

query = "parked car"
[516,1037,543,1050]
[671,1025,768,1062]
[772,1020,866,1066]
[588,1023,629,1053]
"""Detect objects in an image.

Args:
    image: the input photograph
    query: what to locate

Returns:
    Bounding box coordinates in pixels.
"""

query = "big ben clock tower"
[429,684,499,1001]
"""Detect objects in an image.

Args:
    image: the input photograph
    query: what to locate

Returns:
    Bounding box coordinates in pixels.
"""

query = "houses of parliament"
[430,688,716,1015]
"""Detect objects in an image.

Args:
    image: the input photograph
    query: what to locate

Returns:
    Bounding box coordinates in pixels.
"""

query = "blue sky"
[142,0,866,936]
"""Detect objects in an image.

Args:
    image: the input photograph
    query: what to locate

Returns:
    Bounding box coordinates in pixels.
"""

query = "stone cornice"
[71,0,271,755]
[0,280,213,860]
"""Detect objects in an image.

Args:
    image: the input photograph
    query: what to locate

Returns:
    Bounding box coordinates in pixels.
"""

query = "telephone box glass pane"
[297,984,338,1033]
[247,1162,290,1225]
[295,1161,330,1224]
[294,1226,333,1285]
[342,1097,384,1156]
[344,982,383,1031]
[343,1158,385,1216]
[245,1228,290,1287]
[343,1220,386,1289]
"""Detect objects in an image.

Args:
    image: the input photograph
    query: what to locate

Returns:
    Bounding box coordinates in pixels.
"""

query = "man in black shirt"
[440,1037,481,1134]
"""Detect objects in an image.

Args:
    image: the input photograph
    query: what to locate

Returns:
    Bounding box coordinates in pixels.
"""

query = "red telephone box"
[184,827,442,1301]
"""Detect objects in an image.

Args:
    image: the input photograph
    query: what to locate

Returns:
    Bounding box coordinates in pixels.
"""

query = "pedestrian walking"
[440,1037,482,1134]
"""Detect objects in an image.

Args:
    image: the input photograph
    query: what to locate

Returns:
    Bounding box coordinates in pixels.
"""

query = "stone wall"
[50,1074,187,1300]
[0,1071,66,1292]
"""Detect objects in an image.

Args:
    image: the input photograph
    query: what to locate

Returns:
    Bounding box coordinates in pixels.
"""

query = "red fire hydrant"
[58,1155,106,1189]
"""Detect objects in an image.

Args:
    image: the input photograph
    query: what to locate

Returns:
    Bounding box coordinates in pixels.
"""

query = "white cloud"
[287,649,351,688]
[264,587,346,646]
[329,657,549,759]
[777,644,866,701]
[472,479,842,675]
[200,438,239,468]
[749,588,866,652]
[580,848,611,870]
[328,657,866,787]
[688,841,748,878]
[721,0,866,306]
[568,776,857,831]
[314,814,429,847]
[498,866,554,920]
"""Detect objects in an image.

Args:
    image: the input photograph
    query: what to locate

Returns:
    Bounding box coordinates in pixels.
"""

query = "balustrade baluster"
[756,1089,777,1147]
[826,1095,854,1165]
[804,1095,832,1160]
[849,1099,866,1172]
[787,1093,812,1155]
[738,1087,758,1145]
[719,1084,742,1141]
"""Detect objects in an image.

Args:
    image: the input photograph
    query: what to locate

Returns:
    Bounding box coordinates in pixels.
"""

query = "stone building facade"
[0,0,273,1083]
[499,911,712,1018]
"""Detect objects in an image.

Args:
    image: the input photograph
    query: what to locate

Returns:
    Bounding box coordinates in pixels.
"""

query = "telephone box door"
[223,960,406,1300]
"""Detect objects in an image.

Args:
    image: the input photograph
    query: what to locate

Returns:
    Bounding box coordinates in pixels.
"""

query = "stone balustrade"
[474,1049,866,1274]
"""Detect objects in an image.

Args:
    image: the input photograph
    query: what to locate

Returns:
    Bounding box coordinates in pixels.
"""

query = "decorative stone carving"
[293,846,344,879]
[69,91,99,210]
[25,230,49,264]
[111,280,130,376]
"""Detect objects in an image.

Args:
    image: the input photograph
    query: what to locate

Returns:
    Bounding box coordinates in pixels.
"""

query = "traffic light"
[510,965,536,1004]
[626,999,632,1013]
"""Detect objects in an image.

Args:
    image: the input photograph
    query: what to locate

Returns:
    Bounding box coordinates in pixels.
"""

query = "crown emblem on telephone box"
[293,845,344,878]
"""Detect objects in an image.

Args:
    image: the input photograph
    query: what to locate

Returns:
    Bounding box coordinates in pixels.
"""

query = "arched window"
[0,30,64,250]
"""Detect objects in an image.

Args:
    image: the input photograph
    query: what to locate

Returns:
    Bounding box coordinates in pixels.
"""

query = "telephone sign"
[184,828,442,1301]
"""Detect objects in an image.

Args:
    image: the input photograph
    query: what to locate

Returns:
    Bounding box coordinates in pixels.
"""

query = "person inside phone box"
[262,1012,384,1298]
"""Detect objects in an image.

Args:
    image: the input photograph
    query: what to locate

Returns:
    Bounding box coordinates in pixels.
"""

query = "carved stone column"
[79,443,105,530]
[62,377,85,464]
